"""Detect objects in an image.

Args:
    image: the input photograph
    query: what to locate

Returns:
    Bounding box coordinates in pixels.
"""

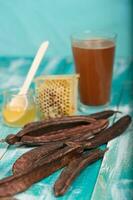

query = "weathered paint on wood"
[0,57,132,200]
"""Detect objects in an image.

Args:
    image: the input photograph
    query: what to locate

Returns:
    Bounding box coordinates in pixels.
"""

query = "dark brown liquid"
[72,39,115,106]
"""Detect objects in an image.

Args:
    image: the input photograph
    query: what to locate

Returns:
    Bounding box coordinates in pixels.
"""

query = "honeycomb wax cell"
[35,75,79,119]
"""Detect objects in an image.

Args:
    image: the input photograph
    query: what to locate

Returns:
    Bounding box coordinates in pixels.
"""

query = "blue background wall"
[0,0,132,58]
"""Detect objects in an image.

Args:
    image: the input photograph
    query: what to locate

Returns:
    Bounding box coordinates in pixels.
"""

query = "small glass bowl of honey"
[2,88,36,127]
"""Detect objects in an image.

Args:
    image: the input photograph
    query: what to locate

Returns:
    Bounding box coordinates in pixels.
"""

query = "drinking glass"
[71,30,116,113]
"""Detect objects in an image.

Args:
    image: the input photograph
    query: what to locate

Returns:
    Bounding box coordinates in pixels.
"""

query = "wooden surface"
[0,57,132,200]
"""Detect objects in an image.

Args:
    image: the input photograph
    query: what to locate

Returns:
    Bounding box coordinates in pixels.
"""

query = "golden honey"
[2,88,36,127]
[3,104,36,127]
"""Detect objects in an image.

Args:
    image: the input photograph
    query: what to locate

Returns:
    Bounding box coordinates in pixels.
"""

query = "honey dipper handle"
[19,41,49,95]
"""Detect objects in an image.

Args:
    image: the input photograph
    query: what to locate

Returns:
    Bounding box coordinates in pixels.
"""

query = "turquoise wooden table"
[0,57,133,200]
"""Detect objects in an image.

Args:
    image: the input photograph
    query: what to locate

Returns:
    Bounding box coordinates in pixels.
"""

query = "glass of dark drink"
[71,30,116,111]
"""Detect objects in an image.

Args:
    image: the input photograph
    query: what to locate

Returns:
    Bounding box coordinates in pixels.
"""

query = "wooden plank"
[91,61,133,200]
[0,58,131,200]
[0,118,20,160]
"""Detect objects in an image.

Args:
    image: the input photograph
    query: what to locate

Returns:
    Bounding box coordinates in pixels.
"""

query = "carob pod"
[0,197,18,200]
[4,134,20,145]
[66,118,109,143]
[3,110,118,145]
[43,120,108,145]
[13,145,82,174]
[23,115,96,130]
[0,146,81,197]
[24,109,118,129]
[21,109,117,135]
[4,116,96,145]
[67,115,132,149]
[89,110,121,120]
[5,119,107,146]
[16,141,64,147]
[18,116,96,137]
[20,119,108,143]
[54,148,107,196]
[13,142,64,174]
[18,133,94,147]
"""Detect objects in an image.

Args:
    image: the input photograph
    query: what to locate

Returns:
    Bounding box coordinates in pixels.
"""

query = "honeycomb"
[34,75,79,119]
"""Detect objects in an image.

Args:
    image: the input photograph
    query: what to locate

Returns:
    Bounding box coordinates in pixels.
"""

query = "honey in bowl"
[2,89,36,127]
[3,104,36,127]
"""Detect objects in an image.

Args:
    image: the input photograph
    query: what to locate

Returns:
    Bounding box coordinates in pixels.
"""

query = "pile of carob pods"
[0,110,132,198]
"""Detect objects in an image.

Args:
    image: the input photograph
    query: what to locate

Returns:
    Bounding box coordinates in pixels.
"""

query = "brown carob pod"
[2,109,118,145]
[0,146,81,197]
[20,119,108,143]
[67,115,132,149]
[66,118,108,143]
[13,145,82,174]
[37,120,107,146]
[54,148,106,196]
[13,142,64,174]
[16,141,64,147]
[33,145,82,167]
[4,134,19,145]
[2,110,118,145]
[3,116,96,145]
[18,116,96,137]
[23,115,96,130]
[23,109,117,129]
[22,109,118,136]
[89,110,121,120]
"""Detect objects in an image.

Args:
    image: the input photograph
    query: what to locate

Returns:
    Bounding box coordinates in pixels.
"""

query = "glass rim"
[71,30,117,42]
[3,87,34,97]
